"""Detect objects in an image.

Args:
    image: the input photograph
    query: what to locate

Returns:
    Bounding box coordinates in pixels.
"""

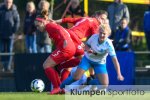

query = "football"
[31,79,45,92]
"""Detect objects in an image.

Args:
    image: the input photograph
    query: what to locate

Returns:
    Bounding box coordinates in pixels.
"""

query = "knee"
[43,62,48,69]
[73,74,82,81]
[43,57,56,69]
[43,61,55,69]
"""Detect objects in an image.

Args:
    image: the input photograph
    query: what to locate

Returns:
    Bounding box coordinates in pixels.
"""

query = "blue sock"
[60,75,75,89]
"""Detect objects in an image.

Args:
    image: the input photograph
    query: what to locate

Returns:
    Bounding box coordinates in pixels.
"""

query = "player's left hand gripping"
[117,75,124,81]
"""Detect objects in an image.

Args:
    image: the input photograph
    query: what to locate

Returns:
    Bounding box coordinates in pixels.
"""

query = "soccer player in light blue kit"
[60,24,124,90]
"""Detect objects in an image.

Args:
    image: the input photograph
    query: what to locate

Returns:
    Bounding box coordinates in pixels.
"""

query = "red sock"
[57,58,81,71]
[61,69,71,82]
[45,67,59,88]
[54,70,61,86]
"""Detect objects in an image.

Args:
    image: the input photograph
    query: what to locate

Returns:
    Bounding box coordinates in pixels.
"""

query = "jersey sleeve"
[62,17,81,24]
[107,40,116,57]
[91,25,98,35]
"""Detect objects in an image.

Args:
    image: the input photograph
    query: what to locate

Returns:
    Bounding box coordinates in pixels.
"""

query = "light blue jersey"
[60,34,118,90]
[85,34,116,64]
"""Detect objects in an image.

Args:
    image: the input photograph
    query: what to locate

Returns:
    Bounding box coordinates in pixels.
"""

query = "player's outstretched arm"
[55,17,81,24]
[111,57,124,81]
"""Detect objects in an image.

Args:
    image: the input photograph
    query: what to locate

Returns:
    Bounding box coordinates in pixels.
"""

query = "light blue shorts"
[78,56,107,74]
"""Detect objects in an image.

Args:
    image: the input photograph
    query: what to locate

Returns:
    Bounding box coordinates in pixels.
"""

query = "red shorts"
[50,41,76,64]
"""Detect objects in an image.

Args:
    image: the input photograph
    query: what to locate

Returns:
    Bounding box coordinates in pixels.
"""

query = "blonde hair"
[38,0,50,11]
[26,1,36,12]
[99,24,111,36]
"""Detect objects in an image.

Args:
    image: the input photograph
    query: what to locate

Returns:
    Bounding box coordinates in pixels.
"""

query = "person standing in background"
[144,5,150,51]
[62,0,86,28]
[0,0,20,71]
[24,1,37,53]
[114,18,132,51]
[67,0,85,17]
[36,0,52,53]
[107,0,130,39]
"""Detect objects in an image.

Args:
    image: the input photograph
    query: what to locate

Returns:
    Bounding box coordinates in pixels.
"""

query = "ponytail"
[41,9,49,20]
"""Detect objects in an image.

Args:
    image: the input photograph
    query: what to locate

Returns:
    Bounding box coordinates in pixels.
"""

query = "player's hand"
[88,49,97,55]
[117,74,124,81]
[81,42,85,48]
[88,49,94,53]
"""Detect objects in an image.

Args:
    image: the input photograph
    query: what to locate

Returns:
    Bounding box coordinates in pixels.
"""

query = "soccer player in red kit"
[34,14,77,94]
[55,10,108,81]
[56,10,108,41]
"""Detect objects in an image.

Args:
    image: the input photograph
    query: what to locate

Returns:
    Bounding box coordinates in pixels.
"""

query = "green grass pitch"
[0,92,64,100]
[0,92,150,100]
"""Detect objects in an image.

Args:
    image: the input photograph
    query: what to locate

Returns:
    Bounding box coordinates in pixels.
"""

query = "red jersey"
[62,17,100,39]
[45,23,72,49]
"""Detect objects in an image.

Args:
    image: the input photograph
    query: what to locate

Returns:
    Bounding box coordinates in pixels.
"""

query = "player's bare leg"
[96,74,109,90]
